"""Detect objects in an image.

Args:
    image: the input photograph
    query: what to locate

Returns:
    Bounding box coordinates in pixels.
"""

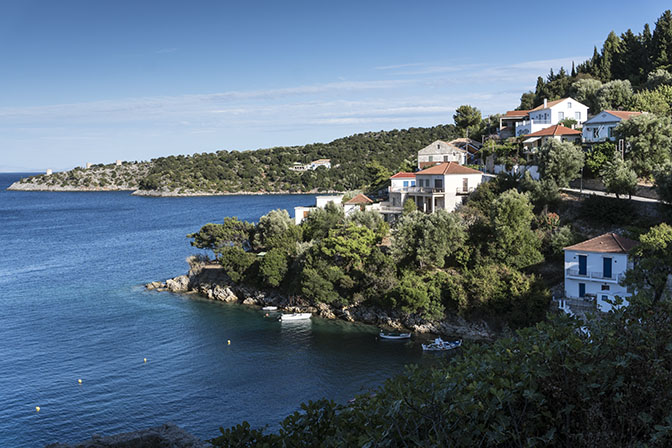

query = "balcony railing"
[456,187,475,195]
[566,269,624,282]
[407,186,444,194]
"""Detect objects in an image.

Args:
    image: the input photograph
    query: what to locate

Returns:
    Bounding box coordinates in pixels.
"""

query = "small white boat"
[421,338,462,351]
[262,306,278,311]
[279,313,312,321]
[379,331,411,340]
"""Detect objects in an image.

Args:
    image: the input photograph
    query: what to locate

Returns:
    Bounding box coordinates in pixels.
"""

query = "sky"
[0,0,670,172]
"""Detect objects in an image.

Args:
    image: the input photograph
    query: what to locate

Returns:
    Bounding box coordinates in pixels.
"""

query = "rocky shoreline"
[147,257,496,341]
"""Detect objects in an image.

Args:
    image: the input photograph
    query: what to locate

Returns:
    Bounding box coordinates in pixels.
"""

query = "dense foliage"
[188,177,557,328]
[211,294,672,447]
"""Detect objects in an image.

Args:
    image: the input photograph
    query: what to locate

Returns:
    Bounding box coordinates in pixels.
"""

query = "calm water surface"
[0,173,424,447]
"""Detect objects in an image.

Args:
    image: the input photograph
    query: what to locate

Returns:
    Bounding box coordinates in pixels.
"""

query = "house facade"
[409,162,483,213]
[294,194,343,225]
[417,140,467,169]
[563,233,638,312]
[582,111,642,144]
[522,124,582,153]
[386,172,416,209]
[515,98,589,136]
[499,110,530,139]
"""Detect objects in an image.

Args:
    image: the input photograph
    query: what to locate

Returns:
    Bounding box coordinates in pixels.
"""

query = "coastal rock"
[145,281,164,290]
[212,285,237,302]
[166,275,190,292]
[45,422,211,448]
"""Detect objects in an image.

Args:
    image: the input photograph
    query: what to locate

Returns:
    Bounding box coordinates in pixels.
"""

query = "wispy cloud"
[156,47,178,54]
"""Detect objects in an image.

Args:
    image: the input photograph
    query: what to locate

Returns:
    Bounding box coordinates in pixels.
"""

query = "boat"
[421,338,462,351]
[379,331,411,340]
[279,313,312,321]
[262,306,278,311]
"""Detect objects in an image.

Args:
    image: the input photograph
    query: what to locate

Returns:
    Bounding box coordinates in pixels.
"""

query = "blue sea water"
[0,173,422,447]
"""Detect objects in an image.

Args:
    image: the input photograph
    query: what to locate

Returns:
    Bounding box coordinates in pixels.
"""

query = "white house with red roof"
[410,162,483,213]
[563,233,638,312]
[581,110,643,144]
[514,98,589,137]
[417,140,467,169]
[522,124,582,153]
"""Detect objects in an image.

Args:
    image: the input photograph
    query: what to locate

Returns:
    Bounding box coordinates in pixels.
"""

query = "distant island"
[7,125,461,196]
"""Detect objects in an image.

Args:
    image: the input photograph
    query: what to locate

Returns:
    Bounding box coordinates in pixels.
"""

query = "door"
[578,255,587,275]
[462,178,468,193]
[603,257,612,279]
[579,283,586,298]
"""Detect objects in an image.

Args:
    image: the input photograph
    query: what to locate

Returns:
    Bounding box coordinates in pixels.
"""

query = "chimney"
[543,98,548,108]
[46,169,52,176]
[116,160,122,166]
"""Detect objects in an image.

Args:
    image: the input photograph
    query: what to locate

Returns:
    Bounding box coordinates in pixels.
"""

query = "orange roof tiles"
[530,98,567,111]
[525,124,581,137]
[564,233,639,254]
[390,172,416,179]
[603,110,642,120]
[415,162,482,176]
[345,193,374,205]
[504,110,530,117]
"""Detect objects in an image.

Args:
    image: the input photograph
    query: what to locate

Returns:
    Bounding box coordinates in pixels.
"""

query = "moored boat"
[421,338,462,351]
[262,306,278,311]
[379,331,411,340]
[279,313,312,321]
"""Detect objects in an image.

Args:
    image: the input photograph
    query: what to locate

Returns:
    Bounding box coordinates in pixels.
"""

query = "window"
[579,283,586,298]
[567,102,572,108]
[608,127,613,138]
[403,181,409,187]
[411,180,416,186]
[575,112,581,120]
[603,257,612,279]
[601,284,610,291]
[558,111,565,121]
[428,156,433,162]
[434,179,443,189]
[578,255,587,275]
[593,128,599,138]
[462,177,469,192]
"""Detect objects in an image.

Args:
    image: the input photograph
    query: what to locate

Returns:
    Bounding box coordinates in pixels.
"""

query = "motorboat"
[379,331,411,340]
[421,338,462,351]
[262,306,278,311]
[279,313,312,321]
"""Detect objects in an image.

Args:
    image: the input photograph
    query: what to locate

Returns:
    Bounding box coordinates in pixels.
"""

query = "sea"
[0,173,424,447]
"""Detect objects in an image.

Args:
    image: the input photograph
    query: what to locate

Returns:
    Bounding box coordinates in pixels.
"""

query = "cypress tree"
[652,10,672,70]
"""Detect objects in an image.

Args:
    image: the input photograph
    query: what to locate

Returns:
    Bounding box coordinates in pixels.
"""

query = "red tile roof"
[564,233,639,254]
[530,98,567,111]
[345,193,374,205]
[604,110,642,120]
[415,162,482,176]
[390,172,416,179]
[525,124,581,137]
[504,110,530,117]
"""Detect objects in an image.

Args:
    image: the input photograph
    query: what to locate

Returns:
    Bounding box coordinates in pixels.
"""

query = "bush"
[579,194,636,225]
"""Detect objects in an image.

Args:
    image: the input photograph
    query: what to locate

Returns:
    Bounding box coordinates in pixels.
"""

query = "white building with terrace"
[563,233,638,313]
[514,97,589,137]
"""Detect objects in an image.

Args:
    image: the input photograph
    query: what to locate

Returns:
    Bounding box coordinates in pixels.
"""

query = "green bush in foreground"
[210,297,672,447]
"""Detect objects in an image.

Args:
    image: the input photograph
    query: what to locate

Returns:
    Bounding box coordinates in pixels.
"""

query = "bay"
[0,173,422,447]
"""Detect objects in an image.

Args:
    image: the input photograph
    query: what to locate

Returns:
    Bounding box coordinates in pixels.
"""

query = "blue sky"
[0,0,669,171]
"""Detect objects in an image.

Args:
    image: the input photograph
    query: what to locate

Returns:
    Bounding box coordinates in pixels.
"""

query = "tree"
[655,165,672,205]
[519,91,535,110]
[453,105,482,137]
[253,209,302,253]
[646,68,672,89]
[601,157,638,199]
[631,84,672,116]
[259,248,289,287]
[623,223,672,303]
[302,201,345,241]
[345,209,388,240]
[596,79,634,111]
[652,9,672,70]
[402,198,416,215]
[614,113,672,176]
[188,218,254,253]
[392,210,467,270]
[569,78,602,113]
[537,139,585,188]
[584,142,617,175]
[488,189,543,269]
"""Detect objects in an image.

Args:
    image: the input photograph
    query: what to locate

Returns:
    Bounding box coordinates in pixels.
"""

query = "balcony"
[407,186,444,194]
[456,187,475,195]
[566,269,624,282]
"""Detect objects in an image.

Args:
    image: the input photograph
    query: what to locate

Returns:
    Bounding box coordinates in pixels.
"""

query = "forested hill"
[9,125,459,195]
[517,9,672,116]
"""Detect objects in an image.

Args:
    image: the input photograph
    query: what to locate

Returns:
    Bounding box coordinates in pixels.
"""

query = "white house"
[294,194,343,225]
[417,140,467,169]
[499,110,531,139]
[386,172,416,209]
[410,162,483,213]
[522,124,582,154]
[563,233,638,312]
[289,158,332,172]
[515,98,589,136]
[448,138,482,163]
[343,193,375,215]
[582,111,642,144]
